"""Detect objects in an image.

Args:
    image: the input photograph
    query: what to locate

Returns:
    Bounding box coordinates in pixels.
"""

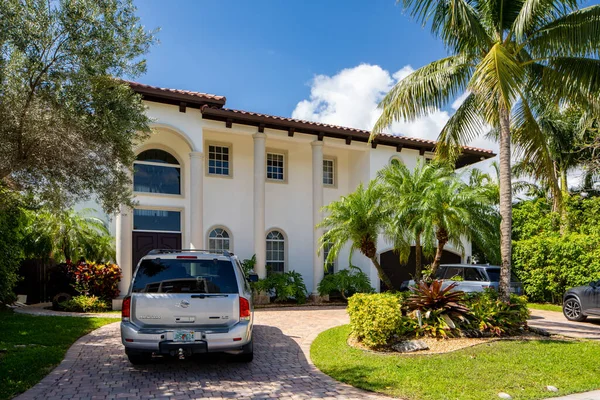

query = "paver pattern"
[528,309,600,339]
[16,307,391,400]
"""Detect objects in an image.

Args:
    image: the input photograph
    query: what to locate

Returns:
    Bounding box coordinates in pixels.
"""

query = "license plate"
[174,330,195,342]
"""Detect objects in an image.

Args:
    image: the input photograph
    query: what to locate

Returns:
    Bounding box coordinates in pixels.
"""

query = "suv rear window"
[132,258,239,294]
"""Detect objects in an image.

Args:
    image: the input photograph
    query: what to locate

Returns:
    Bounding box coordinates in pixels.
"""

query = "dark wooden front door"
[132,231,182,269]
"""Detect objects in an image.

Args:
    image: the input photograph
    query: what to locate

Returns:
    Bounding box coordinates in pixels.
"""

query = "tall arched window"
[266,230,285,274]
[208,227,231,252]
[134,149,181,195]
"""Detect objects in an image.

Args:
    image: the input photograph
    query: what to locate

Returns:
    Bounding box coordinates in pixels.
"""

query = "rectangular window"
[132,259,238,294]
[208,145,231,176]
[133,209,181,232]
[323,158,335,186]
[266,243,285,274]
[133,164,181,195]
[266,152,285,181]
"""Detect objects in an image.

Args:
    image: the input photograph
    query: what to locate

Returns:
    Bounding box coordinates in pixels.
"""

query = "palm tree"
[318,181,396,289]
[24,208,115,263]
[373,0,600,300]
[378,159,451,280]
[419,174,500,274]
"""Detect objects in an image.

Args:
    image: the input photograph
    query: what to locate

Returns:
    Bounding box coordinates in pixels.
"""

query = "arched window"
[208,227,231,252]
[266,230,285,274]
[134,149,181,195]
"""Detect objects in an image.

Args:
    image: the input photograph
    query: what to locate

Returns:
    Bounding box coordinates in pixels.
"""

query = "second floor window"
[133,149,181,195]
[267,152,285,181]
[323,158,335,186]
[208,145,231,176]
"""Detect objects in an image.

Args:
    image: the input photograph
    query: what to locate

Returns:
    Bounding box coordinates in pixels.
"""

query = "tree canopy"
[0,0,156,213]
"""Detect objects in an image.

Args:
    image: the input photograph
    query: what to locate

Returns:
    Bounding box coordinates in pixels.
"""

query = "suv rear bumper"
[120,320,252,354]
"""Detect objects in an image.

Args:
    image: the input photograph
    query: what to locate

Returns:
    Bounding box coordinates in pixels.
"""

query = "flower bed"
[347,281,529,350]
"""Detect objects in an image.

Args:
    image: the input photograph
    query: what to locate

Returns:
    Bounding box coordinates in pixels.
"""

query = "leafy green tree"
[373,0,600,300]
[23,208,115,263]
[0,0,156,213]
[378,159,450,280]
[318,181,396,289]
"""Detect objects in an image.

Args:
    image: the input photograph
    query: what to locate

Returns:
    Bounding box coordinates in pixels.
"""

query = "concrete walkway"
[528,309,600,339]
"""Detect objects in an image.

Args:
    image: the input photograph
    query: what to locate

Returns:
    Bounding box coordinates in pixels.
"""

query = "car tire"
[563,297,587,322]
[237,339,253,363]
[127,353,153,365]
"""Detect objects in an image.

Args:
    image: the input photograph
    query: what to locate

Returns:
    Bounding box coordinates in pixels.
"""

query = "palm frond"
[513,0,579,39]
[527,5,600,59]
[372,55,473,137]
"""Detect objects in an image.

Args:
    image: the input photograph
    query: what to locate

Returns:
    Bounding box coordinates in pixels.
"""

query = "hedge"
[513,233,600,303]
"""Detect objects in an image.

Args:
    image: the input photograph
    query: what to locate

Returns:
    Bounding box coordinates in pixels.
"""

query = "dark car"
[563,280,600,321]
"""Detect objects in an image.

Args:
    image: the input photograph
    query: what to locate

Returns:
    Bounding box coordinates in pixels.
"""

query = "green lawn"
[528,303,563,312]
[311,325,600,400]
[0,309,118,400]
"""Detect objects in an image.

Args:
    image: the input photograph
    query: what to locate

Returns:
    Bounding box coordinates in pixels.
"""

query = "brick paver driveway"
[16,307,390,400]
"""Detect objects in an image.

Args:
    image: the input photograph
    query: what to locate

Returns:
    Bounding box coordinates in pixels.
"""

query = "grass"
[0,309,118,400]
[311,325,600,400]
[528,303,563,312]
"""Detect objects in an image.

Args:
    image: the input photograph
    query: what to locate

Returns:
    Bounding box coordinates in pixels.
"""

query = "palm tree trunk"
[498,105,513,303]
[370,255,394,291]
[430,228,448,275]
[559,168,569,235]
[415,233,422,281]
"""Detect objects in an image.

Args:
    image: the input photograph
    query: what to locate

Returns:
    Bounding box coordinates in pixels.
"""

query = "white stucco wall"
[91,100,477,294]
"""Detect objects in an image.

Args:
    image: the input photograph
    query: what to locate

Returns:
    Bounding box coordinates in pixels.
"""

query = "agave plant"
[406,280,471,327]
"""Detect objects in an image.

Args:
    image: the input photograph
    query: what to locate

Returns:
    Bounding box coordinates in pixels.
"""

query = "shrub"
[255,270,308,304]
[348,293,408,347]
[60,295,109,312]
[317,265,374,299]
[513,233,600,303]
[67,260,121,300]
[0,189,25,304]
[465,290,529,335]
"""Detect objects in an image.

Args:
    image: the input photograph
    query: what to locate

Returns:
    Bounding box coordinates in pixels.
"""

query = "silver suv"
[400,264,523,294]
[120,249,257,364]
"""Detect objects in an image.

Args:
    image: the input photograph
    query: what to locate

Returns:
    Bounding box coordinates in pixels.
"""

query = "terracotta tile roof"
[211,108,495,155]
[125,80,226,104]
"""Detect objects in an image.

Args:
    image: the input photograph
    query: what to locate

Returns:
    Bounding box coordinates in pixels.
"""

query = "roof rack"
[147,249,234,257]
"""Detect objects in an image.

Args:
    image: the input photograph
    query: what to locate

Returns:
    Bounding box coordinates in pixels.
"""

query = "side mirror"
[248,273,259,283]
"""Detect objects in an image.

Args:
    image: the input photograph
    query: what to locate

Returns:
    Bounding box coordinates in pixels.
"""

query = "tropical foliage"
[66,260,121,300]
[317,266,373,300]
[373,0,600,300]
[59,295,110,313]
[254,270,308,304]
[0,0,156,213]
[319,181,395,288]
[23,208,115,263]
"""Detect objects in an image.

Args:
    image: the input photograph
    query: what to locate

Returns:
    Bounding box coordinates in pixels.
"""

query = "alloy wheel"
[564,298,583,320]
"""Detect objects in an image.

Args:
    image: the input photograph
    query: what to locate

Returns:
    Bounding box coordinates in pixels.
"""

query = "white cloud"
[292,63,499,171]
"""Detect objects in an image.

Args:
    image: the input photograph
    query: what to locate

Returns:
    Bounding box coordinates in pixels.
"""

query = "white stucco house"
[113,81,495,301]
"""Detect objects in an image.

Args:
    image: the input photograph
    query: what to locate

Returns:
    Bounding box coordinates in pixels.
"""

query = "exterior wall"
[113,101,473,296]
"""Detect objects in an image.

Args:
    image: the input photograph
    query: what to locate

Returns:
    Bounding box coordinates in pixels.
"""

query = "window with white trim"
[208,145,231,176]
[208,228,231,252]
[266,230,285,274]
[323,158,335,186]
[266,152,285,181]
[133,149,181,195]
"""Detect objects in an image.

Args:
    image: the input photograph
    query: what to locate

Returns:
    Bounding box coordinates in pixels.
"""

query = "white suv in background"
[120,249,258,364]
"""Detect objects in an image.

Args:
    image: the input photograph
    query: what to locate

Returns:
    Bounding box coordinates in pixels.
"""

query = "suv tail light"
[122,296,131,320]
[239,297,250,320]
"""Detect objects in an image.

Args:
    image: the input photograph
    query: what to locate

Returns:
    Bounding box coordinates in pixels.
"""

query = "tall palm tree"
[373,0,600,300]
[378,159,451,280]
[318,181,397,289]
[24,208,115,263]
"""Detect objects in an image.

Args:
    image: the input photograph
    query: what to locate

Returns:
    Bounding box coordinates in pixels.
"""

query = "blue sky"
[133,0,599,156]
[134,0,446,115]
